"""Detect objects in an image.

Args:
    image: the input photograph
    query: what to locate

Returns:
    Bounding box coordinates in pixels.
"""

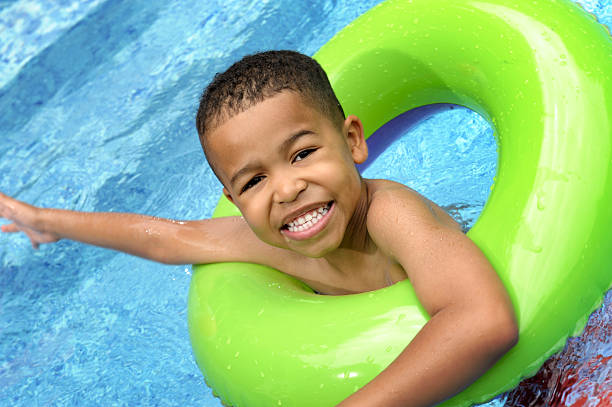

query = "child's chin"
[288,238,339,258]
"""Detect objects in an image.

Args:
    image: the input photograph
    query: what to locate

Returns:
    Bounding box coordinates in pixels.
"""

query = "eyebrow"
[278,129,314,155]
[229,162,262,188]
[229,130,315,188]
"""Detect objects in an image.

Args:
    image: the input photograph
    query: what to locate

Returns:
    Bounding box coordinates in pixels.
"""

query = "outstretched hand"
[0,192,60,249]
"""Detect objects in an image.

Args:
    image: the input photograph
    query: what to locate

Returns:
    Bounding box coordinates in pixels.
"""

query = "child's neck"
[322,179,374,273]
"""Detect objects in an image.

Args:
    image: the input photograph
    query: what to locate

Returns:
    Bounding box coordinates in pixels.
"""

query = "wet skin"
[0,89,517,407]
[207,91,371,259]
[204,90,466,294]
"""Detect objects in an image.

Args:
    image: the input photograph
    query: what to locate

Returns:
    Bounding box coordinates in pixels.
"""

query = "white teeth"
[285,204,330,233]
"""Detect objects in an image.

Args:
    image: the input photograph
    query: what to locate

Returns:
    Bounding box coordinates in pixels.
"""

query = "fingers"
[1,223,19,233]
[0,191,16,218]
[1,222,39,249]
[1,193,55,249]
[23,229,44,249]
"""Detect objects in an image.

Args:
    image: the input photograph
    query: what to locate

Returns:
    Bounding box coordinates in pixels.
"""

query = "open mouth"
[281,201,333,234]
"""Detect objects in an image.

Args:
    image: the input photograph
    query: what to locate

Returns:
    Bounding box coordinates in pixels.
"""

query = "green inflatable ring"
[188,0,612,405]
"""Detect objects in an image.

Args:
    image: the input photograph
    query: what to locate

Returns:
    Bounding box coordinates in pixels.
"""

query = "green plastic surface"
[189,0,612,405]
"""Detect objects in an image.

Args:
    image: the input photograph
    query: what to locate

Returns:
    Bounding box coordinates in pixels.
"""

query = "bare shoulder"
[364,179,504,316]
[365,179,460,236]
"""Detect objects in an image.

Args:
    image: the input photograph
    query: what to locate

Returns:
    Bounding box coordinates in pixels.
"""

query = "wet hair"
[195,50,345,166]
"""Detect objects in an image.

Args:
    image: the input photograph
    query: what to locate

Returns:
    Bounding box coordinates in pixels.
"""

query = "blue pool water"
[0,0,610,406]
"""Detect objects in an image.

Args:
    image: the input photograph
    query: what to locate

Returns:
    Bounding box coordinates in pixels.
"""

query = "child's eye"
[241,175,264,193]
[293,148,316,162]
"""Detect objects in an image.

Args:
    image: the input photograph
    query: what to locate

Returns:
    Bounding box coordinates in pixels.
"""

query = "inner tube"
[188,0,612,405]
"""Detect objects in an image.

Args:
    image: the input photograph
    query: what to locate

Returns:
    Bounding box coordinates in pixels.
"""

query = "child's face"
[207,91,368,257]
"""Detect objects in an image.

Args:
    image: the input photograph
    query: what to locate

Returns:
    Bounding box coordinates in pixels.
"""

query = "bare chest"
[288,251,407,295]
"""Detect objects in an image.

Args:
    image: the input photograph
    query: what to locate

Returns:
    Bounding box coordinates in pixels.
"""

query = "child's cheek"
[244,206,278,245]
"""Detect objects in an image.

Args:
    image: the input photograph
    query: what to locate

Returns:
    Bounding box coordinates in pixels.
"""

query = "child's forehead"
[205,92,324,175]
[210,92,326,146]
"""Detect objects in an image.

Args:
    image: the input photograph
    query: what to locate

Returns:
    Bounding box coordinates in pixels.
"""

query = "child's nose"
[273,177,307,204]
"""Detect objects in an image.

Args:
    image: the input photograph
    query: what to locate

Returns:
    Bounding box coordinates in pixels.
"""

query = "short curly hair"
[195,50,345,164]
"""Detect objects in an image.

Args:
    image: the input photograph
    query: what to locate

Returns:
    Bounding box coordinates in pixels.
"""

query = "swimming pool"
[0,0,609,406]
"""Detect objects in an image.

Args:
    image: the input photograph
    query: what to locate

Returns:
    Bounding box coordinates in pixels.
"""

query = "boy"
[0,51,517,406]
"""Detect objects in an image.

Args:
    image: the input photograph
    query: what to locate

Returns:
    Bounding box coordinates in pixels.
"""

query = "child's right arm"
[0,191,285,266]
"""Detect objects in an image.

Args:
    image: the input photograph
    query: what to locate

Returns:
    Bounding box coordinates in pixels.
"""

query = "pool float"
[188,0,612,405]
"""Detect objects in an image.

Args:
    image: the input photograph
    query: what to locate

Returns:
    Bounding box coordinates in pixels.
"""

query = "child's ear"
[343,115,368,164]
[223,187,235,204]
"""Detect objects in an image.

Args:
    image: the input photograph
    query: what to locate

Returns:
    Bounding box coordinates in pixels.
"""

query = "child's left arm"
[338,187,518,407]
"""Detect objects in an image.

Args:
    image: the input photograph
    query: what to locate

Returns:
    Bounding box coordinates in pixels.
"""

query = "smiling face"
[206,91,368,257]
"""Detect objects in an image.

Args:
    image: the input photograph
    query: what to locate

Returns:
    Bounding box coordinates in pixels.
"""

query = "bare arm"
[338,187,518,407]
[0,191,287,266]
